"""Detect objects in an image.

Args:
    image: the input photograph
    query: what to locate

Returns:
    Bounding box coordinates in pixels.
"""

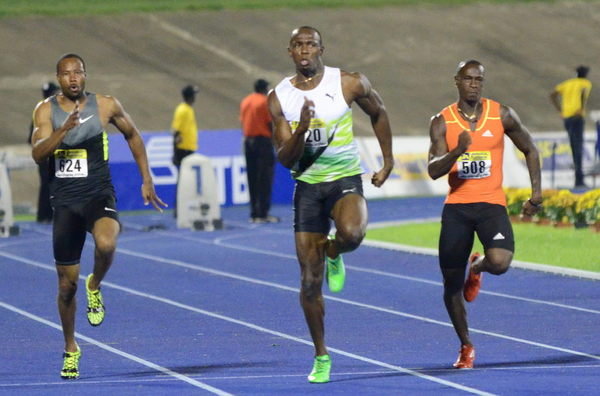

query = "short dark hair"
[182,84,199,100]
[254,79,269,93]
[56,53,86,74]
[455,59,484,76]
[576,65,589,78]
[290,26,323,47]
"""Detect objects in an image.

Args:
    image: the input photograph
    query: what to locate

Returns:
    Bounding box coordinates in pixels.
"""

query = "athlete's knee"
[484,250,513,275]
[58,278,78,301]
[335,226,365,252]
[300,269,323,300]
[443,278,464,297]
[94,234,117,256]
[301,279,322,300]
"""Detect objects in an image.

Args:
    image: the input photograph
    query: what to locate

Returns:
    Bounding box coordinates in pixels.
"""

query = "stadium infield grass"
[366,221,600,273]
[0,0,570,18]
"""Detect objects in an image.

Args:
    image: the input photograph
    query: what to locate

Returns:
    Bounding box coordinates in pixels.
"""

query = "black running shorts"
[439,202,514,269]
[293,174,364,234]
[53,195,120,266]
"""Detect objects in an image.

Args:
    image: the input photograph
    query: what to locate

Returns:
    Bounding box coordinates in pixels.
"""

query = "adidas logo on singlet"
[482,130,494,137]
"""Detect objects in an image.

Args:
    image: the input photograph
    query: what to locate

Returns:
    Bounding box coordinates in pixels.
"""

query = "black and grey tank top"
[49,92,114,206]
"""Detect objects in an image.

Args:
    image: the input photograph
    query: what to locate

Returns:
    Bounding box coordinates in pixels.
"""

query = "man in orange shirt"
[240,79,279,223]
[428,60,542,369]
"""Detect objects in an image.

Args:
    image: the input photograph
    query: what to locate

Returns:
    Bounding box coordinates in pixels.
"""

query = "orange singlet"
[442,98,506,206]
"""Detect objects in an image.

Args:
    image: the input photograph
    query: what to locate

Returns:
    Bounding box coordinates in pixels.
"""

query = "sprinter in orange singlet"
[428,60,542,369]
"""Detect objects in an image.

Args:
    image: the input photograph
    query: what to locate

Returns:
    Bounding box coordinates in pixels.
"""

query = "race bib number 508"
[54,149,88,178]
[456,151,491,179]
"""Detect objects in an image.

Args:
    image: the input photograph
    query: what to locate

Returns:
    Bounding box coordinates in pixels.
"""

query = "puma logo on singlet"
[325,93,335,101]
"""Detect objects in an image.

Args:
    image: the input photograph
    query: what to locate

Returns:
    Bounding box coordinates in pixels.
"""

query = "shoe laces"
[313,357,330,373]
[328,257,340,274]
[88,289,104,309]
[63,351,80,370]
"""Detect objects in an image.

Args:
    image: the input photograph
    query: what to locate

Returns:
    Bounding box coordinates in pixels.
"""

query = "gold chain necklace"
[292,72,322,86]
[458,102,480,122]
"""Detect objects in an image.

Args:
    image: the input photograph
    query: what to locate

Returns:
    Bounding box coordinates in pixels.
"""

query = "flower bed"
[504,187,600,231]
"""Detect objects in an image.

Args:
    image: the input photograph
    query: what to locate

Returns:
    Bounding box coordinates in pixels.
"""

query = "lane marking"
[0,252,493,395]
[4,248,599,364]
[0,300,232,395]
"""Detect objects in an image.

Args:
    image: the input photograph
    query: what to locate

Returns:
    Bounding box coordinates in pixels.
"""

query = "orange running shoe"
[463,252,483,302]
[453,344,475,369]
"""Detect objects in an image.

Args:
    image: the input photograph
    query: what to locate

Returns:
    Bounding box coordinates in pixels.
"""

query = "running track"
[1,197,598,395]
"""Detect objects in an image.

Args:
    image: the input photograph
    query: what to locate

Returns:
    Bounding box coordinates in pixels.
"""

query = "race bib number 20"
[457,151,491,179]
[54,149,88,178]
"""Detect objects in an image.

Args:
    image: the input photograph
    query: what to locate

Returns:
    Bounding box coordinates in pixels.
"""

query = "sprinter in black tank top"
[31,53,167,380]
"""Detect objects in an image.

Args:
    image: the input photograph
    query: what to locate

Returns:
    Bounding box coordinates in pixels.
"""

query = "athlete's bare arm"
[31,99,80,163]
[100,95,166,212]
[268,91,314,169]
[342,71,394,187]
[427,114,471,180]
[501,105,542,214]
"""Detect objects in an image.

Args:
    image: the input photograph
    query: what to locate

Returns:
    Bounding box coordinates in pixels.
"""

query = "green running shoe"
[326,237,345,293]
[86,274,105,326]
[308,354,331,383]
[61,347,81,380]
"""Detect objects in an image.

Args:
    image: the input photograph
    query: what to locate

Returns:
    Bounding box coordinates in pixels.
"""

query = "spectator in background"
[240,79,279,223]
[550,65,592,188]
[28,81,59,223]
[172,84,199,217]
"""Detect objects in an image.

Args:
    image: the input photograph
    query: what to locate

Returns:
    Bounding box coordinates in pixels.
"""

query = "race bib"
[457,151,491,179]
[290,119,328,148]
[54,149,88,178]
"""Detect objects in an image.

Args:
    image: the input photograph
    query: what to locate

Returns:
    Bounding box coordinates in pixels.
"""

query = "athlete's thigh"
[439,204,475,269]
[327,175,366,231]
[293,181,330,234]
[85,195,121,234]
[53,205,87,265]
[474,204,514,252]
[331,194,367,234]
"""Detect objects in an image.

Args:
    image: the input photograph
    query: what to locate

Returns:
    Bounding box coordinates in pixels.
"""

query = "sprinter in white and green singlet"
[268,26,394,384]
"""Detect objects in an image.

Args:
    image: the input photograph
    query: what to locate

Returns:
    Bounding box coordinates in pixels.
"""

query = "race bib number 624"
[54,149,88,178]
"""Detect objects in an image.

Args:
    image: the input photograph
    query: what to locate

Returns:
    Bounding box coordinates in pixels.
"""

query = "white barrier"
[0,162,19,237]
[176,154,223,231]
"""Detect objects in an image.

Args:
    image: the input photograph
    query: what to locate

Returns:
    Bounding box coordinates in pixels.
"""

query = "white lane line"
[8,225,600,315]
[0,252,492,395]
[7,247,596,363]
[176,230,600,315]
[4,362,599,389]
[0,301,232,395]
[113,248,600,362]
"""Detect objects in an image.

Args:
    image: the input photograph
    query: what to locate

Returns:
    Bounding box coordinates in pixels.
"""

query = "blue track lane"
[1,197,598,395]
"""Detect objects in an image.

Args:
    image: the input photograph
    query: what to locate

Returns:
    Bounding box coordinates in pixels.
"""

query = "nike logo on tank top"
[49,93,114,205]
[274,66,363,183]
